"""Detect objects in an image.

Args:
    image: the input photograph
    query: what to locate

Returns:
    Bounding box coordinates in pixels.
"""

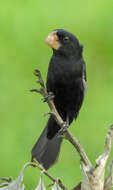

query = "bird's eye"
[63,36,69,42]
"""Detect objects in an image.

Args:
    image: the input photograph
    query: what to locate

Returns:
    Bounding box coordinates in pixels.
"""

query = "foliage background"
[0,0,113,189]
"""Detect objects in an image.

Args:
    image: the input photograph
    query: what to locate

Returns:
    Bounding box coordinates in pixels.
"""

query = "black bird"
[31,29,87,170]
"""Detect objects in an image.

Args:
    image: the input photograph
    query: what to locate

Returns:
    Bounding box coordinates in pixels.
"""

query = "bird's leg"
[56,115,69,137]
[43,92,55,102]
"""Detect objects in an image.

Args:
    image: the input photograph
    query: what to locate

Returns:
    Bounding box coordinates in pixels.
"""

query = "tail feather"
[31,116,63,170]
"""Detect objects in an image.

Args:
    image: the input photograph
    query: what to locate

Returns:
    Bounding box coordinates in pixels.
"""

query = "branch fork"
[0,69,113,190]
[30,69,91,166]
[30,69,113,190]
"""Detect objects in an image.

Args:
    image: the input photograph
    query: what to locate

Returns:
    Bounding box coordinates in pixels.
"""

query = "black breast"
[46,55,85,123]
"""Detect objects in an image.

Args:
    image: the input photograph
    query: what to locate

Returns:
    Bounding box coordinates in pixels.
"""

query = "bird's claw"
[56,122,69,137]
[43,92,55,102]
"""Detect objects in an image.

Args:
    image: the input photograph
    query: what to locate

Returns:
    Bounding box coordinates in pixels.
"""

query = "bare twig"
[0,69,113,190]
[30,69,92,168]
[0,162,68,190]
[31,70,92,167]
[31,162,69,190]
[65,131,92,167]
[0,177,12,183]
[30,69,113,190]
[0,183,10,188]
[0,177,13,188]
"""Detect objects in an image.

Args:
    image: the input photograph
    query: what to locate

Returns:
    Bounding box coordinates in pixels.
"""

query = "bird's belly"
[53,79,84,122]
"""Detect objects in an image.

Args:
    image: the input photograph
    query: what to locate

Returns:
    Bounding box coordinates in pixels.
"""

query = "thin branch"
[0,162,68,190]
[0,177,12,183]
[0,183,10,188]
[65,131,92,167]
[30,69,92,168]
[0,177,13,188]
[31,162,69,190]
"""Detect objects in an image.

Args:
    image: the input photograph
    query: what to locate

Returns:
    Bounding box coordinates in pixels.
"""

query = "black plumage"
[31,29,86,170]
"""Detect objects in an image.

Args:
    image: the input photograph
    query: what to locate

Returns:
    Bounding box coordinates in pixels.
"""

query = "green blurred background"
[0,0,113,189]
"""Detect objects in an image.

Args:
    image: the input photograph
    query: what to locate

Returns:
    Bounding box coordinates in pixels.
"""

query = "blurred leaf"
[0,162,32,190]
[0,178,24,190]
[35,174,46,190]
[104,159,113,190]
[51,182,61,190]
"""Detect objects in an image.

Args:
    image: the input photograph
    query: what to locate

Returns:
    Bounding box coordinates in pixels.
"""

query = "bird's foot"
[57,121,69,137]
[43,92,55,102]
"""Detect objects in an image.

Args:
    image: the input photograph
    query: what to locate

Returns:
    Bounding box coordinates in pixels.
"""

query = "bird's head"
[45,29,83,57]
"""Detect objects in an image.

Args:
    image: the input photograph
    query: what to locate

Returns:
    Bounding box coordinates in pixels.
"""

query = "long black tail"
[31,116,63,170]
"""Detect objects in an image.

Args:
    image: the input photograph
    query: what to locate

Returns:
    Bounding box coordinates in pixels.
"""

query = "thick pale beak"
[45,31,60,50]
